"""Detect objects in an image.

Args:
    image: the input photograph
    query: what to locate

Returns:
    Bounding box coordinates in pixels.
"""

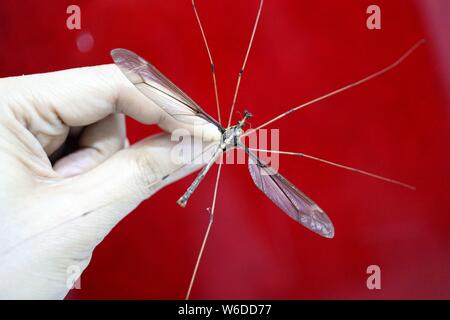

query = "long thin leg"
[185,162,223,300]
[178,147,222,207]
[192,0,222,124]
[248,147,416,190]
[227,0,264,128]
[243,39,425,137]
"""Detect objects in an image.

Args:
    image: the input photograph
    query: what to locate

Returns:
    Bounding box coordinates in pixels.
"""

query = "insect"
[111,0,422,299]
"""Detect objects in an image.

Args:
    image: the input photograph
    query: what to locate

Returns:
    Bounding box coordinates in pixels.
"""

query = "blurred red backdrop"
[0,0,449,299]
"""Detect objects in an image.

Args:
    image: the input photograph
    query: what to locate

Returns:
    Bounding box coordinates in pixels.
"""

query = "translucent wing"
[247,150,334,238]
[111,48,223,129]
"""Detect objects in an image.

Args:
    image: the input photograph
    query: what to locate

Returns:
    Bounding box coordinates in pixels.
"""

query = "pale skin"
[0,64,220,299]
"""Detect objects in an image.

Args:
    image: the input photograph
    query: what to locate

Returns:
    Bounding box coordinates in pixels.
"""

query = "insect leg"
[242,39,425,136]
[192,0,222,124]
[185,162,223,300]
[227,0,264,127]
[177,146,222,207]
[248,147,416,190]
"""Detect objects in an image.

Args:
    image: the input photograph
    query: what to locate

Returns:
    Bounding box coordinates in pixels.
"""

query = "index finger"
[0,64,221,141]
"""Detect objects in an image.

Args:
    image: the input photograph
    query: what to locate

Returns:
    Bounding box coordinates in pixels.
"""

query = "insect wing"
[111,48,222,129]
[247,151,334,238]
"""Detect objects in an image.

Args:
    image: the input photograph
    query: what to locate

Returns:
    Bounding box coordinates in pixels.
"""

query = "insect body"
[177,111,251,208]
[111,0,421,299]
[220,111,252,150]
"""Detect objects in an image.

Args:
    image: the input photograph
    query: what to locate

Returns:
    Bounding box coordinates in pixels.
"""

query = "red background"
[0,0,449,299]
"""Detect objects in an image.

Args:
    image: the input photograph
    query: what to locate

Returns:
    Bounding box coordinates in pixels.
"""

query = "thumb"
[0,133,218,299]
[52,132,217,233]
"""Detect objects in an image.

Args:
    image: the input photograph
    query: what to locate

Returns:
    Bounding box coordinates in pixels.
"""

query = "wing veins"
[136,79,222,129]
[255,159,302,219]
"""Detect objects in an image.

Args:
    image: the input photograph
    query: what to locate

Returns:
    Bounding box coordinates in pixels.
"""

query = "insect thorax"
[221,126,243,150]
[220,110,252,149]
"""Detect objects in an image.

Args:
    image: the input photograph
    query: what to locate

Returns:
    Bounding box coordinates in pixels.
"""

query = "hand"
[0,64,220,299]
